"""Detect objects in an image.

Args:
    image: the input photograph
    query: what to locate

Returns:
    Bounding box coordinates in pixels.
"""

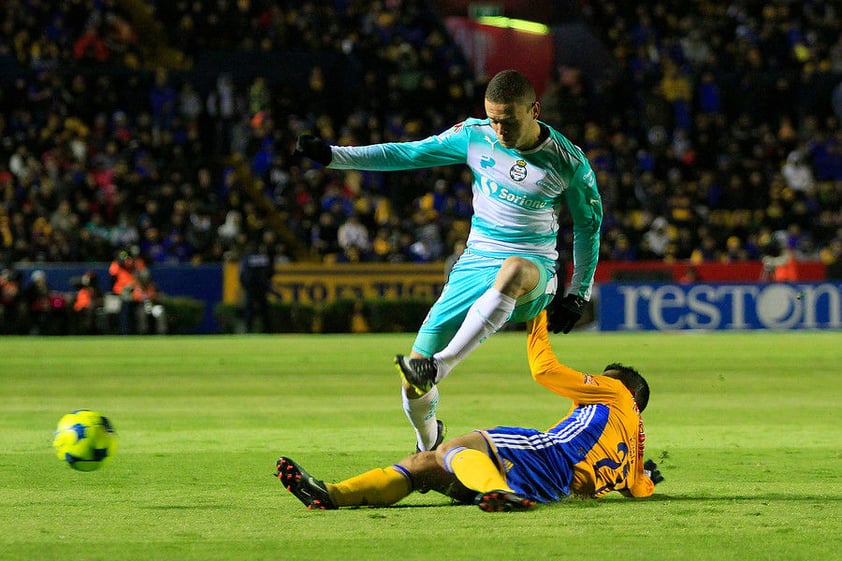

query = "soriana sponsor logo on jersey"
[599,282,842,330]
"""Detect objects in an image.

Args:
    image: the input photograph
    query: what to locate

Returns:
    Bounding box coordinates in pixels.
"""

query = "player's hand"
[643,459,664,485]
[294,134,332,165]
[546,293,587,334]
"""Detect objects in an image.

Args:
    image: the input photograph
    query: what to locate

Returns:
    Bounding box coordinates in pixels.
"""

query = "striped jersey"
[526,312,654,499]
[328,118,602,299]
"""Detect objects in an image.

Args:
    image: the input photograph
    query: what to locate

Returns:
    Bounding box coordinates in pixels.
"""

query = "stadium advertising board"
[598,282,842,331]
[223,263,446,305]
[272,263,444,304]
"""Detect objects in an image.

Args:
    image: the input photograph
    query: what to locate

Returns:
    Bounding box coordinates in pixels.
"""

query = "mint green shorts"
[411,250,557,357]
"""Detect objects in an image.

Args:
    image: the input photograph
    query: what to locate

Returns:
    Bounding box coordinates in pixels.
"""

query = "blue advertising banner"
[598,282,842,331]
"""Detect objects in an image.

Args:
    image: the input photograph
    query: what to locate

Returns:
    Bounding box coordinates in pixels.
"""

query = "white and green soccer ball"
[52,410,118,471]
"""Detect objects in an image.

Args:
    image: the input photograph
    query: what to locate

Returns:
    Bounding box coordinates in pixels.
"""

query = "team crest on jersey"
[509,160,527,182]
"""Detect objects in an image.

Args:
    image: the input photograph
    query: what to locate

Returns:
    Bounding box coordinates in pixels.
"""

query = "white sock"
[402,385,439,451]
[433,288,515,383]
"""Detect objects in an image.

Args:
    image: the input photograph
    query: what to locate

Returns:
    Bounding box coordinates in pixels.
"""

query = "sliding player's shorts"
[481,426,573,503]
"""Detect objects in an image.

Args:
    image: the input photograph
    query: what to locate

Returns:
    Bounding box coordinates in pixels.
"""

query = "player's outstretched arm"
[528,311,621,405]
[526,311,554,372]
[526,311,580,391]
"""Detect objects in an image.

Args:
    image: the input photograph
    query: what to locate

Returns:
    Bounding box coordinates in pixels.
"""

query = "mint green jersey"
[328,118,602,299]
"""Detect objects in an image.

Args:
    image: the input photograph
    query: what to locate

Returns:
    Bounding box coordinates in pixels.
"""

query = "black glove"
[294,134,332,165]
[643,459,664,485]
[546,293,587,334]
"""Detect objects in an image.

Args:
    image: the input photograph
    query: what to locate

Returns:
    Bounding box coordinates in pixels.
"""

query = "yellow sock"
[328,466,412,507]
[445,447,511,493]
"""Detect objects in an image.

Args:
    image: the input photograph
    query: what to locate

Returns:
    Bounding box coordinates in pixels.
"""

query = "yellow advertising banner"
[223,262,446,305]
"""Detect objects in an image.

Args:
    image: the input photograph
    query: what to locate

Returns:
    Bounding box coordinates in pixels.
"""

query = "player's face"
[485,98,540,150]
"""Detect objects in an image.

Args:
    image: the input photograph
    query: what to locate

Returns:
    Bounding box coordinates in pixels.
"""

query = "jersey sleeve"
[625,467,656,497]
[563,163,602,301]
[328,123,468,171]
[527,311,621,404]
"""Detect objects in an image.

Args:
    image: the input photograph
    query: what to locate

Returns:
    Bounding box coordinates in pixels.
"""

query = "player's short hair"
[603,362,650,412]
[485,70,536,105]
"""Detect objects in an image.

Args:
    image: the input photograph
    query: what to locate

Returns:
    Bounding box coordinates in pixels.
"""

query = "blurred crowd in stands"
[1,0,841,303]
[574,1,842,274]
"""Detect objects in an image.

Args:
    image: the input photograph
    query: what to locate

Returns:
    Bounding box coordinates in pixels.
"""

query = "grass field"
[2,329,841,561]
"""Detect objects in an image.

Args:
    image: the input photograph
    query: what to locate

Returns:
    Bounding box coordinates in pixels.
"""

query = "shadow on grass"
[336,492,842,511]
[644,493,842,502]
[140,504,232,510]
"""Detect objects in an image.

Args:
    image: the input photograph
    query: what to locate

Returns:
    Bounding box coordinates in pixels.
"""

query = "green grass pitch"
[2,329,841,561]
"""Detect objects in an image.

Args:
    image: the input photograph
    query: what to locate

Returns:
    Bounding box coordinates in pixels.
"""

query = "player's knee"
[495,257,538,296]
[433,442,455,468]
[406,450,437,469]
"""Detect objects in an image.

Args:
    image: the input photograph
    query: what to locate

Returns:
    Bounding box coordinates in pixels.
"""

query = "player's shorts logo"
[510,160,527,182]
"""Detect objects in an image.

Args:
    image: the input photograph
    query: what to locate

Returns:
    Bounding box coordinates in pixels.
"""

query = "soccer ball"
[52,409,118,471]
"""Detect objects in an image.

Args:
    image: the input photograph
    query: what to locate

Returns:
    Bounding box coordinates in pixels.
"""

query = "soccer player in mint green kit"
[295,69,602,453]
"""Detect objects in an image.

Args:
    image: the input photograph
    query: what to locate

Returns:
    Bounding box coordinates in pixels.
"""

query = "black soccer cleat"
[395,354,438,393]
[275,456,337,510]
[416,419,446,454]
[475,490,536,513]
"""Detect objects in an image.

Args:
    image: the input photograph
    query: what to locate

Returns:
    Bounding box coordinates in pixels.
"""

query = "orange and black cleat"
[274,456,337,510]
[475,490,536,512]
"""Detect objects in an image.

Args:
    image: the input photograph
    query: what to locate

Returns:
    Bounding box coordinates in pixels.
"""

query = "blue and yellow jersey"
[526,311,654,498]
[328,118,602,300]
